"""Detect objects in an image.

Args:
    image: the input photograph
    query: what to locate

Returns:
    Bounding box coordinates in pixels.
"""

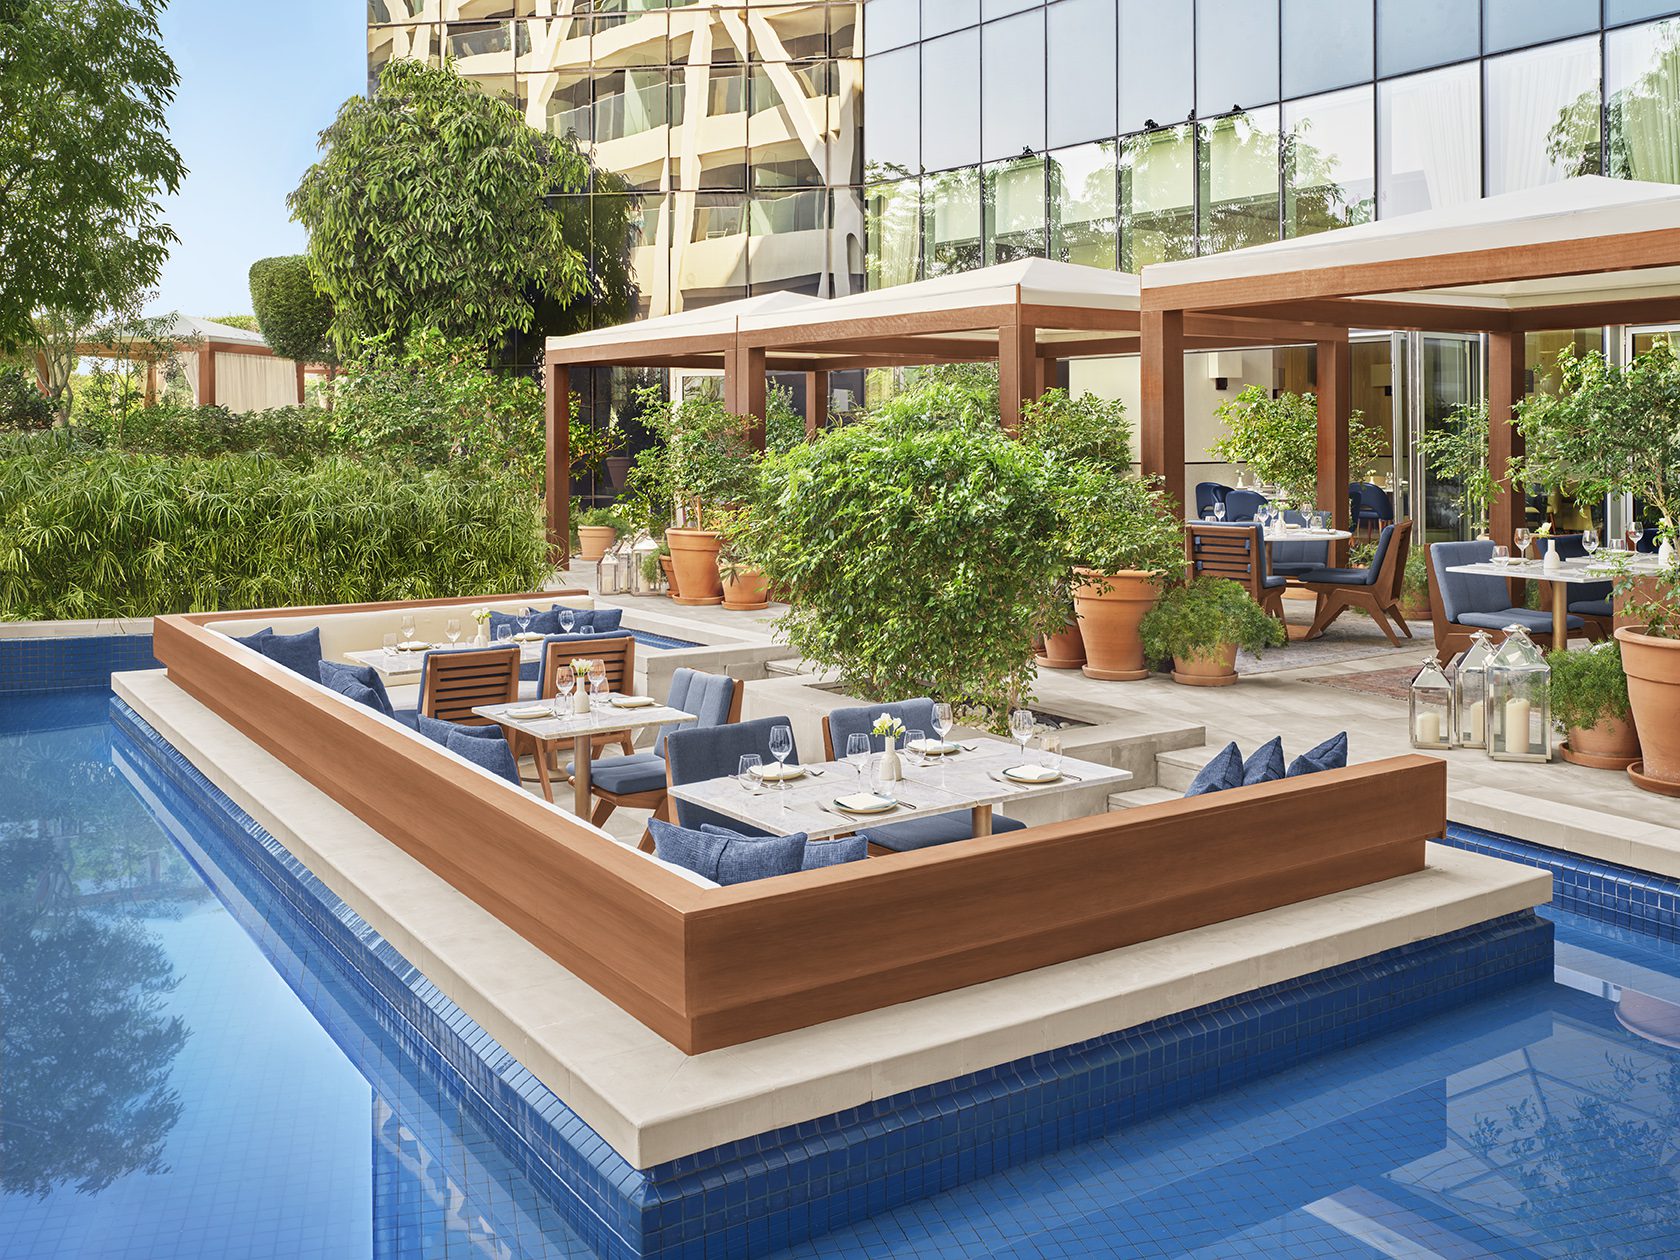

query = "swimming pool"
[3,688,1679,1258]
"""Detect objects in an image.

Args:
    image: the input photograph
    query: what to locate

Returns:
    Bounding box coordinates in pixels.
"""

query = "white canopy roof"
[165,314,271,346]
[546,291,822,354]
[1144,176,1680,311]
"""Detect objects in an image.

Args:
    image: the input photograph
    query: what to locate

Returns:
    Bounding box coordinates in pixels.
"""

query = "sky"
[146,0,365,321]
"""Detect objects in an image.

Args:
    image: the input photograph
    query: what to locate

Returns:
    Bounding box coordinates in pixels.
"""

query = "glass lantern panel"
[1409,659,1455,749]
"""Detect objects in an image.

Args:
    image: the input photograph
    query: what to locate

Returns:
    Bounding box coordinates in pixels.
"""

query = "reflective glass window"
[1281,0,1371,98]
[1484,0,1599,54]
[1119,0,1193,132]
[1484,36,1601,196]
[1048,0,1117,149]
[592,69,668,189]
[749,189,829,292]
[922,165,984,276]
[862,47,920,178]
[922,0,979,38]
[867,178,922,287]
[985,157,1048,263]
[1377,63,1480,217]
[1050,142,1117,269]
[751,63,829,186]
[829,3,859,57]
[981,9,1045,161]
[675,64,748,189]
[1282,85,1374,237]
[681,193,749,300]
[1609,0,1680,22]
[1607,18,1680,183]
[864,0,917,53]
[540,68,593,143]
[922,29,981,171]
[370,1,437,20]
[590,11,666,67]
[750,5,827,59]
[1119,123,1195,270]
[1375,0,1477,78]
[831,56,864,183]
[369,23,440,93]
[1199,107,1280,254]
[1196,0,1279,114]
[982,0,1039,17]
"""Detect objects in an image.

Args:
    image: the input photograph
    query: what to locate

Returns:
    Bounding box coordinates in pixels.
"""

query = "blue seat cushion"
[1287,732,1348,778]
[569,753,667,796]
[856,810,1027,854]
[392,709,420,730]
[654,669,737,756]
[415,713,505,746]
[801,835,868,869]
[1456,608,1584,634]
[1301,566,1376,586]
[1568,598,1613,619]
[565,607,623,632]
[1268,561,1327,577]
[655,819,807,885]
[1261,574,1288,589]
[319,660,395,717]
[1185,741,1243,797]
[825,698,938,756]
[231,626,273,652]
[446,728,520,785]
[257,626,322,678]
[1241,737,1285,787]
[321,669,384,713]
[1429,540,1501,623]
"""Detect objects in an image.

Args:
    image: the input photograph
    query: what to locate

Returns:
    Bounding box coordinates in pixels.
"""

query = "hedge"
[0,434,549,619]
[77,402,333,461]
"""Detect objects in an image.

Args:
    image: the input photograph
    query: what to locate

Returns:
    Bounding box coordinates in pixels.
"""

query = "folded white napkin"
[610,695,656,708]
[752,762,804,780]
[834,792,895,812]
[1004,764,1060,784]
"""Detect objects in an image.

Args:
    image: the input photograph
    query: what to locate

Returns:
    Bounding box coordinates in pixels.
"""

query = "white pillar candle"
[1415,711,1442,745]
[1504,698,1531,754]
[1462,700,1484,742]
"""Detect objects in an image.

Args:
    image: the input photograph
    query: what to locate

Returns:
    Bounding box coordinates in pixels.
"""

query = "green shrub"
[1545,640,1632,733]
[0,367,54,431]
[1140,577,1287,665]
[78,402,330,460]
[0,434,547,619]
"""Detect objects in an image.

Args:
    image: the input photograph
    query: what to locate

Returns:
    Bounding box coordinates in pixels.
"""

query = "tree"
[248,255,335,365]
[290,59,630,351]
[1209,385,1389,503]
[0,0,186,354]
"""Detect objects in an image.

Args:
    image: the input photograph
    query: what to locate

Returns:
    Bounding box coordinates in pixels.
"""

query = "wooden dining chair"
[1300,520,1413,645]
[417,646,520,725]
[1186,521,1286,619]
[539,632,638,756]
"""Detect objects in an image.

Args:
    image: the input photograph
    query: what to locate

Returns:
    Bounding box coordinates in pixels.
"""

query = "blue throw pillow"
[571,607,623,632]
[522,608,563,635]
[445,728,520,785]
[654,819,807,885]
[801,835,867,870]
[230,626,273,651]
[1184,741,1243,798]
[415,713,505,746]
[1241,737,1286,787]
[321,669,383,713]
[1287,732,1349,778]
[319,660,394,717]
[257,626,322,678]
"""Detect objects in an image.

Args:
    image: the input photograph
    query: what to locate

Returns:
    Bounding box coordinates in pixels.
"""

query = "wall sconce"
[1206,352,1240,392]
[1371,362,1393,397]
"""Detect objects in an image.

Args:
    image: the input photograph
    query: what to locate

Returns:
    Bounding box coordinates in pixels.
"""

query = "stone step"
[1154,745,1223,793]
[1106,786,1182,811]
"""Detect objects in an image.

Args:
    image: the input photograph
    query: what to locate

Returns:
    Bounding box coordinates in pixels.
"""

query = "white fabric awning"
[546,291,823,354]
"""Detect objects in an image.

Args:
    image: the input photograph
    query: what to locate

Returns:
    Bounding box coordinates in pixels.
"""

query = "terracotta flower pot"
[659,554,680,598]
[604,455,632,488]
[1617,626,1680,792]
[1172,643,1239,687]
[1559,716,1641,770]
[1071,570,1160,681]
[1034,619,1086,670]
[666,528,724,606]
[577,525,617,562]
[1399,593,1431,622]
[721,567,770,611]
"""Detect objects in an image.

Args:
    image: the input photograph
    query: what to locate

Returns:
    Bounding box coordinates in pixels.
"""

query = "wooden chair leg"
[1386,600,1415,638]
[1305,591,1345,639]
[1366,600,1403,647]
[590,797,616,828]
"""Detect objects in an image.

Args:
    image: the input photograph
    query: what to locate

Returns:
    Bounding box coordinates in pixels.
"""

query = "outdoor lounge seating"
[1426,540,1588,662]
[663,714,801,837]
[1300,520,1413,645]
[1186,522,1285,619]
[821,699,1026,853]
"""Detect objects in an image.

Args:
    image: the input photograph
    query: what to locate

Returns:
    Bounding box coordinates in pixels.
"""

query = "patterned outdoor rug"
[1301,663,1421,702]
[1233,604,1430,676]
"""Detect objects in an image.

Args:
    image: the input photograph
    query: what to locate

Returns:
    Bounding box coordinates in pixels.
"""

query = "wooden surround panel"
[154,605,1444,1054]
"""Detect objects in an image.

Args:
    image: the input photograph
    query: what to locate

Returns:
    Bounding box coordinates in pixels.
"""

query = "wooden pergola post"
[1487,330,1526,550]
[198,344,217,407]
[143,359,158,408]
[546,357,571,563]
[998,321,1036,434]
[1316,336,1351,562]
[724,345,767,449]
[1141,309,1187,514]
[803,369,828,439]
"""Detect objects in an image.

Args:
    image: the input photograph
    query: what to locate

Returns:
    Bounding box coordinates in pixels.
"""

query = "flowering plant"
[871,713,906,741]
[571,657,594,678]
[470,605,491,624]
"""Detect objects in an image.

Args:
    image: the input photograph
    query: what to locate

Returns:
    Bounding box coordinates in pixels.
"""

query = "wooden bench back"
[541,634,636,698]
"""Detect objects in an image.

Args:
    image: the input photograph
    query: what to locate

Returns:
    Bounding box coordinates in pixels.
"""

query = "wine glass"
[559,609,575,634]
[553,667,574,716]
[496,624,513,647]
[846,732,870,785]
[1583,527,1599,560]
[591,671,609,709]
[517,610,532,637]
[1491,545,1510,567]
[1628,523,1645,553]
[1514,527,1531,560]
[738,754,764,796]
[768,724,793,786]
[932,702,954,785]
[445,617,462,645]
[401,614,417,644]
[1213,501,1226,521]
[1009,709,1035,765]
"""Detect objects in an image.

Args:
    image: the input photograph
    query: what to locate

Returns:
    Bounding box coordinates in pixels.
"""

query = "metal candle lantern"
[1408,657,1456,750]
[1452,630,1496,749]
[1486,625,1552,763]
[596,538,631,596]
[629,532,662,596]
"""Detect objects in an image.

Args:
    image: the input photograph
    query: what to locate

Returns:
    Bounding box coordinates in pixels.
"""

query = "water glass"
[1202,506,1215,521]
[382,632,398,661]
[1038,732,1063,773]
[905,729,927,769]
[1491,545,1510,567]
[739,754,764,795]
[496,624,513,647]
[401,614,416,643]
[846,733,871,784]
[591,673,609,708]
[445,617,462,645]
[869,755,897,802]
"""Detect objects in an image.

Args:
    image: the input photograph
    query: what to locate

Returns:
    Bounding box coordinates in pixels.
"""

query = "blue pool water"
[4,689,1680,1258]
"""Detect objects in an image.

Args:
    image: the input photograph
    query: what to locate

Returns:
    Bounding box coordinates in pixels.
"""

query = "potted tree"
[574,506,624,562]
[715,507,770,611]
[1418,401,1497,539]
[1139,577,1287,687]
[651,389,761,606]
[1057,466,1187,681]
[1516,342,1680,794]
[1210,386,1388,506]
[1547,640,1640,770]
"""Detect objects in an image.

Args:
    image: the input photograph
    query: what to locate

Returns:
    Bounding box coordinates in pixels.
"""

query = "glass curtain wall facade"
[368,1,864,321]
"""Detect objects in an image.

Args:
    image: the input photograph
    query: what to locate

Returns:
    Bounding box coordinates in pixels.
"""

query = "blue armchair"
[1195,482,1233,518]
[1426,539,1586,663]
[1348,483,1394,537]
[664,714,801,836]
[1267,509,1331,579]
[1222,488,1268,521]
[821,699,1026,853]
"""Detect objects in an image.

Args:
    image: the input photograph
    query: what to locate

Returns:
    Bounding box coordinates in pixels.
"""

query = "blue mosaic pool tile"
[1443,822,1680,944]
[0,632,161,694]
[113,696,1552,1260]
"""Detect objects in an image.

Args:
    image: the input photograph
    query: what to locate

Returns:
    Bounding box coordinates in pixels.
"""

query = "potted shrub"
[1056,466,1186,680]
[1547,640,1640,770]
[1139,577,1287,687]
[715,507,770,611]
[1399,546,1432,621]
[1516,342,1680,793]
[574,506,623,562]
[1210,385,1388,505]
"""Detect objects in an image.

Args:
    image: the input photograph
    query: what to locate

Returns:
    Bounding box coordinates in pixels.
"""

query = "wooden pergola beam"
[1209,299,1512,335]
[545,357,570,562]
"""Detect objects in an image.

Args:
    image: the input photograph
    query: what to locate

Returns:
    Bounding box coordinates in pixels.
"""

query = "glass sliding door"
[1403,333,1482,544]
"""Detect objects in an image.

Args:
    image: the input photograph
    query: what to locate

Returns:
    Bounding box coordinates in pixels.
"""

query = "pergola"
[1140,177,1680,543]
[542,258,1331,550]
[57,315,321,410]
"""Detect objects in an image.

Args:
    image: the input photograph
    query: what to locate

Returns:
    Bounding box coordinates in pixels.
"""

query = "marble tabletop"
[1446,554,1664,586]
[347,636,547,680]
[472,696,692,742]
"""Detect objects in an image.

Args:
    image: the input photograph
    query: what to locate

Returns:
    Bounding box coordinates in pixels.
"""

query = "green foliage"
[248,256,335,365]
[575,505,628,531]
[622,441,676,538]
[206,315,259,333]
[633,385,758,526]
[742,414,1066,717]
[1056,466,1186,580]
[0,0,185,354]
[290,59,619,350]
[75,402,329,461]
[1019,389,1134,477]
[1140,577,1287,665]
[1545,640,1632,733]
[1418,402,1497,531]
[0,433,548,619]
[867,363,1001,432]
[0,368,53,431]
[1210,386,1388,503]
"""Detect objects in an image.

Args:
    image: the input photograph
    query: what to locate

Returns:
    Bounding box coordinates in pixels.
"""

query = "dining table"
[666,736,1134,844]
[1445,550,1665,645]
[345,633,548,682]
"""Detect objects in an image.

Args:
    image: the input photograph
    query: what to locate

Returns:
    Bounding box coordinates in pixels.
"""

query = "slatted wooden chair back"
[1186,522,1266,603]
[540,634,636,699]
[419,647,519,725]
[1377,520,1413,605]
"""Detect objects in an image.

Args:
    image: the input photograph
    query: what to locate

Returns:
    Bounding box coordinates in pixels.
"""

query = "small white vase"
[474,625,488,646]
[877,738,903,783]
[572,686,591,716]
[1660,538,1675,569]
[1543,538,1561,571]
